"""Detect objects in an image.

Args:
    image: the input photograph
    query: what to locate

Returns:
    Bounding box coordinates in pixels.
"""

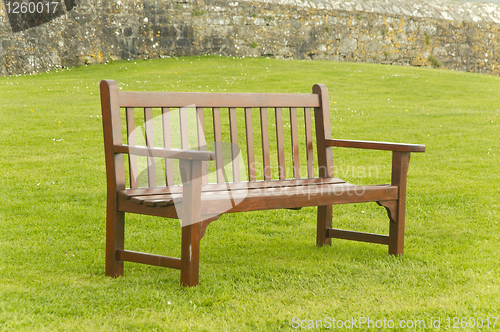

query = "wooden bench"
[100,80,425,287]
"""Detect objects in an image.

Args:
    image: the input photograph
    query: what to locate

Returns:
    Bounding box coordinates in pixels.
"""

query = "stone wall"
[0,0,499,76]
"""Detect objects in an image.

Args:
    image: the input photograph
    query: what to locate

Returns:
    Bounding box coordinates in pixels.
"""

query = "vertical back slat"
[229,108,240,183]
[162,107,175,186]
[212,107,224,183]
[180,107,189,150]
[304,107,315,178]
[260,107,271,181]
[275,107,286,180]
[313,84,335,178]
[144,107,157,187]
[126,107,139,188]
[196,107,208,184]
[245,108,256,182]
[290,107,301,179]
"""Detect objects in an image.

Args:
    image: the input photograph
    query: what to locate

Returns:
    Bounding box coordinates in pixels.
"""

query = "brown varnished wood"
[143,200,174,207]
[126,107,139,188]
[180,223,201,287]
[326,229,390,245]
[316,205,332,246]
[119,177,346,198]
[326,139,426,152]
[313,84,334,178]
[312,84,335,249]
[388,151,411,256]
[245,108,256,182]
[180,107,189,150]
[179,159,203,287]
[114,145,214,161]
[101,80,126,278]
[119,184,397,217]
[212,107,224,183]
[119,91,321,108]
[290,107,300,179]
[162,107,175,186]
[304,107,315,179]
[132,195,181,207]
[117,196,179,219]
[116,250,181,269]
[144,107,157,187]
[101,80,425,287]
[260,108,271,181]
[229,107,240,183]
[199,184,398,215]
[275,107,286,180]
[196,107,208,184]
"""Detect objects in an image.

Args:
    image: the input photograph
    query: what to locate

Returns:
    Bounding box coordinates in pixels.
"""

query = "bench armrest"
[325,139,425,153]
[113,145,215,161]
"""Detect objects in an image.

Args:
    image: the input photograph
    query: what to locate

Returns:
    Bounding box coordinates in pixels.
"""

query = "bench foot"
[180,222,201,287]
[388,200,405,256]
[389,219,405,256]
[316,205,332,246]
[377,200,404,256]
[105,209,125,278]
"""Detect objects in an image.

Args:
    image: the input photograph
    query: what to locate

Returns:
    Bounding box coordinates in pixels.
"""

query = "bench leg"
[179,159,203,287]
[180,216,219,287]
[388,202,405,256]
[388,151,410,256]
[105,208,124,277]
[181,222,201,287]
[316,205,333,246]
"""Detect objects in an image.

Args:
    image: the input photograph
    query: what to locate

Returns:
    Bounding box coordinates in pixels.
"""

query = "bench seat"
[118,180,398,216]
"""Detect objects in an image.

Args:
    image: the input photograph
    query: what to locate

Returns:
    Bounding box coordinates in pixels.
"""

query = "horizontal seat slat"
[119,177,346,198]
[201,184,398,214]
[118,91,321,108]
[142,198,181,207]
[197,184,394,203]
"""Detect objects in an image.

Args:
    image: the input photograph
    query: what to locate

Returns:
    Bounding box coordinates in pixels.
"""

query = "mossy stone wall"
[0,0,499,75]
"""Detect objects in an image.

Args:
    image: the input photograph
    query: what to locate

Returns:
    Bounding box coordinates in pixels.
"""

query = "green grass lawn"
[0,56,499,331]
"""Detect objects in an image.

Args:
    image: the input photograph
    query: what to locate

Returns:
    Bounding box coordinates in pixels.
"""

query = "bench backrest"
[100,80,334,192]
